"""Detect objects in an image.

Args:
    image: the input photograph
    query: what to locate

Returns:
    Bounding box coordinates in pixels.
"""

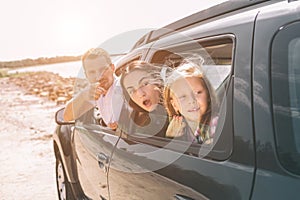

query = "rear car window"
[272,21,300,175]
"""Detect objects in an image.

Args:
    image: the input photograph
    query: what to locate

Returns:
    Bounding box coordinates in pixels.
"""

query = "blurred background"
[0,0,226,61]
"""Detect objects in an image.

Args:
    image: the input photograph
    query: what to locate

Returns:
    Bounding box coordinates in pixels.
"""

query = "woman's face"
[123,69,161,112]
[170,76,208,122]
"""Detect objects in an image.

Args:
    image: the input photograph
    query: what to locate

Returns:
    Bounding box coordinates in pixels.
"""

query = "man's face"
[84,56,111,84]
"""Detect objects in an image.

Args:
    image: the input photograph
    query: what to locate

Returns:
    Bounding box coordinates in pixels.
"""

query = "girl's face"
[170,76,208,122]
[123,69,161,112]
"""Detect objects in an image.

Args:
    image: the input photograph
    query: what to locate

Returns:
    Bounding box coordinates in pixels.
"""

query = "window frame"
[271,21,300,175]
[119,35,235,161]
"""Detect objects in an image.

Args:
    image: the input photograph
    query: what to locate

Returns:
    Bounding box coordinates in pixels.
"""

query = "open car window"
[118,35,234,160]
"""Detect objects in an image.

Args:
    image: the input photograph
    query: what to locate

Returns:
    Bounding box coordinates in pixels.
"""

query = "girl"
[163,60,218,144]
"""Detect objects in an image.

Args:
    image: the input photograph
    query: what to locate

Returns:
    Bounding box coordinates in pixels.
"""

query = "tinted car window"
[272,21,300,175]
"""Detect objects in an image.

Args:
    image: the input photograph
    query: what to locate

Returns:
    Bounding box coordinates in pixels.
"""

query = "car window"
[272,21,300,175]
[119,36,234,160]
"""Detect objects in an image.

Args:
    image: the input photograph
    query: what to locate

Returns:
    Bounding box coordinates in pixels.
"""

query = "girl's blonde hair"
[163,59,218,126]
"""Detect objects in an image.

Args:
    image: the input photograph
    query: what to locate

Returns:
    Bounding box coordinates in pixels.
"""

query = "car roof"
[132,0,285,49]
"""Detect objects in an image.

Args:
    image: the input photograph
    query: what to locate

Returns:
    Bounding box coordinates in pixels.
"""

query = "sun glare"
[57,14,88,48]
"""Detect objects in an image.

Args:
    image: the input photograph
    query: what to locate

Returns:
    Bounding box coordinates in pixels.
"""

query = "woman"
[163,60,218,144]
[119,60,170,137]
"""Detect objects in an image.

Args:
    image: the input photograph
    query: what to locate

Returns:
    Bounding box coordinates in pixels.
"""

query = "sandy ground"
[0,77,61,200]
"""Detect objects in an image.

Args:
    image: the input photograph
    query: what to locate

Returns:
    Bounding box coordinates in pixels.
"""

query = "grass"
[0,69,32,78]
[0,68,8,77]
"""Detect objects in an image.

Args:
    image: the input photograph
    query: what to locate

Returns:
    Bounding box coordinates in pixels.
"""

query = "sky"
[0,0,227,61]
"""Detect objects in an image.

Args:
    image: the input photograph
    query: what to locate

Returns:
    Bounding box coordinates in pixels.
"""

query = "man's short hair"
[82,48,112,69]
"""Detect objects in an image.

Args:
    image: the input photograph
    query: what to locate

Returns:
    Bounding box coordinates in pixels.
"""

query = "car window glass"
[272,21,300,175]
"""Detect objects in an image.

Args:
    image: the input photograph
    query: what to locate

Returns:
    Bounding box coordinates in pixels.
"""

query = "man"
[63,48,121,129]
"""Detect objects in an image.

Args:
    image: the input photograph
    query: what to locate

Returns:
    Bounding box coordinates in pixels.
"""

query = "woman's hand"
[166,115,186,138]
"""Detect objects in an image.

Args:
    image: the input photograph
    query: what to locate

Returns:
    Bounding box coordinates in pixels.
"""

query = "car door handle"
[97,152,109,169]
[174,194,195,200]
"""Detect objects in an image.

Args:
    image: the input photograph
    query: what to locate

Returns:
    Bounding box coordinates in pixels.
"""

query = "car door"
[108,7,258,199]
[252,1,300,199]
[72,108,120,200]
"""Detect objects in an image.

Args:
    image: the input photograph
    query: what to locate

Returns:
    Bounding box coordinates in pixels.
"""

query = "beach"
[0,74,67,199]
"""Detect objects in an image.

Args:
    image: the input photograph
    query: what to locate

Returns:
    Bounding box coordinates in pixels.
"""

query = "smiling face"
[123,69,161,112]
[83,56,114,90]
[170,76,208,123]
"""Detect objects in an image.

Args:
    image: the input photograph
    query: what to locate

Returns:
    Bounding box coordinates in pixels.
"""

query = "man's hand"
[86,82,107,100]
[166,116,186,138]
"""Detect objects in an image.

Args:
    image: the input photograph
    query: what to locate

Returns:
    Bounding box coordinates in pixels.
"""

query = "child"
[163,60,218,144]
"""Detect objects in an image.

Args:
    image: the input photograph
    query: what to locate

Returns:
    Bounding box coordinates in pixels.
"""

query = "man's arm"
[63,89,95,121]
[63,81,108,121]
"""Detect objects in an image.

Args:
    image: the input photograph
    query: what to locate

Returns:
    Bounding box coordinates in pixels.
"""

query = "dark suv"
[53,0,300,199]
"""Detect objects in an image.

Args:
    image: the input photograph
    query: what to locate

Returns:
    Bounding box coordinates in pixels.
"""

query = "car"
[53,0,300,199]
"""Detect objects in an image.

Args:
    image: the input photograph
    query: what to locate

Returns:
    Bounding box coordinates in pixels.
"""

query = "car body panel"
[108,7,258,200]
[252,1,300,199]
[73,117,120,199]
[53,124,77,183]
